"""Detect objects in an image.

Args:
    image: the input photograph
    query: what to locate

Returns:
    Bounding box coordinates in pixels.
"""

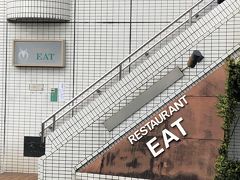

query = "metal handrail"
[40,0,215,142]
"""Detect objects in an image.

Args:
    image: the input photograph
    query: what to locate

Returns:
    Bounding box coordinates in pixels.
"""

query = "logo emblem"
[18,49,29,61]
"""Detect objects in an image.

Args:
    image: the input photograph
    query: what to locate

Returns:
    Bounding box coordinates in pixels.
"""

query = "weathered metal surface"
[80,65,226,180]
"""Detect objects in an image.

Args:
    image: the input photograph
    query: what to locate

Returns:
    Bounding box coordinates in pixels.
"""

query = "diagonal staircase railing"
[40,0,217,142]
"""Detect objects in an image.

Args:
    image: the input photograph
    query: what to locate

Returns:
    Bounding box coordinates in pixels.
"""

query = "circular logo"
[18,49,29,61]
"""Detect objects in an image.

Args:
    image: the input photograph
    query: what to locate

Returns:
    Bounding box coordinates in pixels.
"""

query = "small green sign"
[51,88,58,102]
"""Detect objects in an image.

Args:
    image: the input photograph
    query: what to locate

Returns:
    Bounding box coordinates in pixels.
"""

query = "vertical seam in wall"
[3,21,8,172]
[129,0,133,73]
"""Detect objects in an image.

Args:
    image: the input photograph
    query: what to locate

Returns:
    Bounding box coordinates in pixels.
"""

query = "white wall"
[0,0,6,173]
[0,0,201,174]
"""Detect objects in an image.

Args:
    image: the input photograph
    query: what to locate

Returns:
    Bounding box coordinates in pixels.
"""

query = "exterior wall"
[0,0,6,173]
[80,65,226,179]
[4,22,74,173]
[39,0,240,179]
[0,0,200,174]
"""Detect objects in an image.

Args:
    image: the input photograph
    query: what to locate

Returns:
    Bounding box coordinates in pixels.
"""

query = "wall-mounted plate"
[13,40,65,67]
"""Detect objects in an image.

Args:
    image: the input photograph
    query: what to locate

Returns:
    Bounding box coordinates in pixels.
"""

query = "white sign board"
[13,40,65,67]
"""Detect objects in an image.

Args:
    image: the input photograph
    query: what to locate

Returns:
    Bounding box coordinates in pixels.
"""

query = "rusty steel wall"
[80,65,226,180]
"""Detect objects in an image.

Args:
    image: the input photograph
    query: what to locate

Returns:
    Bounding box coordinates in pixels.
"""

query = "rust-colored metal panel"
[188,65,226,97]
[80,65,226,180]
[170,97,223,140]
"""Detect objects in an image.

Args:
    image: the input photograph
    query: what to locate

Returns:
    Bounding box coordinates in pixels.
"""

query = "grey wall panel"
[104,67,184,131]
